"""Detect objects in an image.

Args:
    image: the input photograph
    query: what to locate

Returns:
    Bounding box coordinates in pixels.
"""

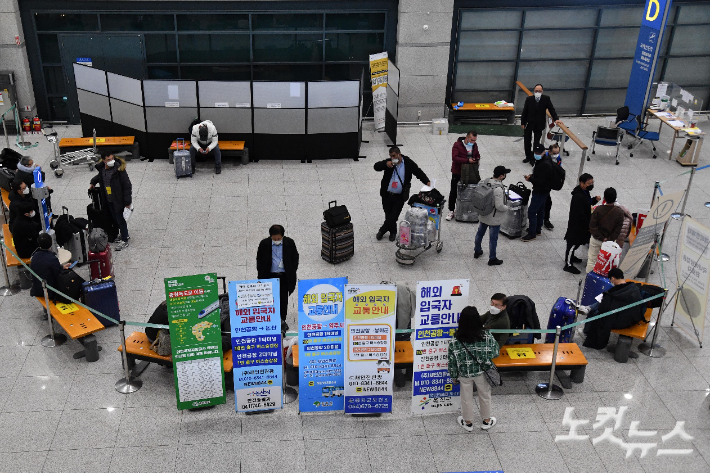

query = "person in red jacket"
[447,130,480,221]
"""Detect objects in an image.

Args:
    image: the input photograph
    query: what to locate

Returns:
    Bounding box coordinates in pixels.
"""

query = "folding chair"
[590,126,623,165]
[616,106,659,159]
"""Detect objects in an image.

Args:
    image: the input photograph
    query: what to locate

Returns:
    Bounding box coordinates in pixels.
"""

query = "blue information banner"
[229,279,283,412]
[32,167,51,231]
[624,0,672,118]
[297,277,347,412]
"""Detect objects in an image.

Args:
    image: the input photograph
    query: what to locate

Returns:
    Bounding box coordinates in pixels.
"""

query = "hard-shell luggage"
[64,228,89,264]
[87,187,119,243]
[174,138,192,179]
[454,182,479,223]
[545,297,577,343]
[89,244,114,280]
[581,271,612,307]
[82,278,120,326]
[500,191,528,238]
[321,221,354,263]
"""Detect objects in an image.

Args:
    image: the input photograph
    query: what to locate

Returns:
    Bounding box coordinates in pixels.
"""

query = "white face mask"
[272,239,283,246]
[391,158,400,165]
[534,92,542,99]
[22,187,30,195]
[553,154,560,159]
[106,160,115,168]
[28,211,36,218]
[489,305,501,315]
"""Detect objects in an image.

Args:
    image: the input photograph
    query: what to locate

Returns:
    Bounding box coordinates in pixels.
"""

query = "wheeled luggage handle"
[62,206,68,215]
[176,138,185,151]
[328,200,337,208]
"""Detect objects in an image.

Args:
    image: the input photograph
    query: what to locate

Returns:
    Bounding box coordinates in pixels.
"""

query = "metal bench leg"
[611,336,633,363]
[570,365,586,384]
[131,360,151,377]
[73,335,102,362]
[555,369,573,389]
[394,368,406,388]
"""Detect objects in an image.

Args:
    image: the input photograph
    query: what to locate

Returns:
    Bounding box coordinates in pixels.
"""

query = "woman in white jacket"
[474,166,510,266]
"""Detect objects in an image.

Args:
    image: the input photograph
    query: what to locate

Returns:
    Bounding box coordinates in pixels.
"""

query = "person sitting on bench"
[30,233,72,301]
[579,268,645,353]
[8,178,39,226]
[10,201,41,258]
[190,120,221,175]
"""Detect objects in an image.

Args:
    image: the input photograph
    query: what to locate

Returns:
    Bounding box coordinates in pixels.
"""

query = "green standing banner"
[164,273,226,410]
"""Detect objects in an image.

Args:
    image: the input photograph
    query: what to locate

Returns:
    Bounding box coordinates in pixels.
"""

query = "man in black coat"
[256,224,299,334]
[521,84,563,164]
[10,201,41,258]
[8,179,39,227]
[89,151,132,251]
[30,233,72,302]
[522,144,554,242]
[563,173,601,274]
[373,146,430,241]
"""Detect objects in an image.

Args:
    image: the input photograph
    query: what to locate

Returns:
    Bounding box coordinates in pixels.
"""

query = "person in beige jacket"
[474,166,510,266]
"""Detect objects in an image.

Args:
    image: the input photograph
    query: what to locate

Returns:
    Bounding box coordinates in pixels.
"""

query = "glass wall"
[451,3,710,115]
[32,11,387,121]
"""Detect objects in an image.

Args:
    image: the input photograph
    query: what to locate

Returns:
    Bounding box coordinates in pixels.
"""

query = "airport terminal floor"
[1,116,710,472]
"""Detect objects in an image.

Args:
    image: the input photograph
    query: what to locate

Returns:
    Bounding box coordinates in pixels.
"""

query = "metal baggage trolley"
[395,201,445,265]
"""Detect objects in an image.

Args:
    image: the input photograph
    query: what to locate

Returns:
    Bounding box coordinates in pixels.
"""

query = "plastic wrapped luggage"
[454,182,479,223]
[174,138,192,179]
[581,271,613,307]
[82,278,120,327]
[545,297,577,343]
[500,190,528,238]
[321,222,354,263]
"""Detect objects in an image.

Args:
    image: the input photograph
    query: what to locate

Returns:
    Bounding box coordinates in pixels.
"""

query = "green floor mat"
[448,124,524,137]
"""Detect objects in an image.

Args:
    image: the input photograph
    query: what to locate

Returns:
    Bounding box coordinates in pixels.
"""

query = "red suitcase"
[89,244,114,280]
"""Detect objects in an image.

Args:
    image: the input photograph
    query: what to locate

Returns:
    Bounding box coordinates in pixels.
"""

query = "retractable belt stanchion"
[2,118,9,149]
[535,326,564,400]
[115,321,143,394]
[282,334,298,404]
[40,280,67,347]
[639,288,669,358]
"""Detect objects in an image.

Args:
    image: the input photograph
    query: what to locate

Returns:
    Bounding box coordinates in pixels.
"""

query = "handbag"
[508,181,531,206]
[150,329,172,357]
[323,200,351,227]
[461,338,503,388]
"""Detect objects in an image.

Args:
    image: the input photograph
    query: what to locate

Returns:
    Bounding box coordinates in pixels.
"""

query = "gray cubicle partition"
[73,64,115,138]
[306,80,361,160]
[143,79,198,157]
[197,81,253,134]
[73,64,108,96]
[252,81,307,160]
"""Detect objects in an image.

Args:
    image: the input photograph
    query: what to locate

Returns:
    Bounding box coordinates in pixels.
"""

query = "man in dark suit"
[256,224,299,334]
[521,84,563,165]
[374,146,431,241]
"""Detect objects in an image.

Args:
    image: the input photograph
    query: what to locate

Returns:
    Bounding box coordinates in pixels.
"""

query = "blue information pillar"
[624,0,673,122]
[32,167,51,232]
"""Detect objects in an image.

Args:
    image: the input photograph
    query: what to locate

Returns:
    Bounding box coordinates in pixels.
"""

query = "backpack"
[460,163,481,185]
[188,118,201,136]
[88,227,108,253]
[0,168,15,191]
[471,182,497,216]
[550,162,566,191]
[55,269,85,303]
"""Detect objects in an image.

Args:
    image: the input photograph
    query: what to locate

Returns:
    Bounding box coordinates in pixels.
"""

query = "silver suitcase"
[64,228,89,263]
[454,182,479,223]
[500,195,528,238]
[174,138,192,179]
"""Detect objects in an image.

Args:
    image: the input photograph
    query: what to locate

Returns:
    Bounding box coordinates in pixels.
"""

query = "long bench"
[292,340,588,389]
[2,223,30,267]
[118,331,234,378]
[1,188,9,222]
[35,297,105,361]
[59,136,138,160]
[168,140,248,165]
[448,102,516,125]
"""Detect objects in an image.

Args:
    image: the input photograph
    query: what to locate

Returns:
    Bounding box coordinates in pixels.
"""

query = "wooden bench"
[118,331,234,378]
[3,223,30,267]
[36,296,105,361]
[59,136,139,160]
[167,140,248,165]
[448,102,516,125]
[293,340,587,389]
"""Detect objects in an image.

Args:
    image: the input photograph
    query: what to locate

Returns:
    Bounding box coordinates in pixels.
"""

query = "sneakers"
[376,231,385,241]
[488,258,503,266]
[481,417,497,430]
[458,416,474,432]
[474,251,483,259]
[113,236,122,243]
[563,265,581,274]
[522,158,531,164]
[115,240,129,251]
[521,234,536,242]
[570,255,583,264]
[446,211,454,221]
[577,305,591,315]
[544,221,554,230]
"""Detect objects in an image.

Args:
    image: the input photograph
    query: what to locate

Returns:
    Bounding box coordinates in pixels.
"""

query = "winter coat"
[90,157,132,209]
[374,155,430,199]
[589,204,624,242]
[15,163,45,189]
[8,190,39,227]
[256,236,300,294]
[190,119,219,152]
[529,154,555,194]
[615,203,634,247]
[480,309,511,347]
[10,213,41,258]
[564,185,594,246]
[477,177,509,227]
[451,137,480,175]
[506,295,542,339]
[30,249,63,300]
[583,282,646,350]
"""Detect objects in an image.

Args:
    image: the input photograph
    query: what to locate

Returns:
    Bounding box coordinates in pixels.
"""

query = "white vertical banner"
[411,279,470,415]
[674,217,710,346]
[369,52,388,131]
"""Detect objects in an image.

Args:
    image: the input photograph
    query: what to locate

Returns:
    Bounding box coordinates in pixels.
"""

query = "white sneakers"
[446,211,454,221]
[458,415,497,431]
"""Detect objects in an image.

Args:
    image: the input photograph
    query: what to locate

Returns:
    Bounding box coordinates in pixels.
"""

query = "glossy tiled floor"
[1,116,709,472]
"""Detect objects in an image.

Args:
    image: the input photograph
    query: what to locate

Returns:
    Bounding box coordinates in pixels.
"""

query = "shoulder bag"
[461,338,502,387]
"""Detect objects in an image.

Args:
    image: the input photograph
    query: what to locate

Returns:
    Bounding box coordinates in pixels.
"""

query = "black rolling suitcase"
[87,187,119,243]
[321,222,354,263]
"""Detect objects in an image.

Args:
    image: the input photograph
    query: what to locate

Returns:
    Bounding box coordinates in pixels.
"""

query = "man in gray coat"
[474,166,510,266]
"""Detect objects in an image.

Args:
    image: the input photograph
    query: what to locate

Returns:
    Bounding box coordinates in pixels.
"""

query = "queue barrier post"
[0,240,20,296]
[40,279,67,347]
[535,326,564,400]
[282,335,298,404]
[639,289,669,358]
[2,118,9,150]
[115,321,143,393]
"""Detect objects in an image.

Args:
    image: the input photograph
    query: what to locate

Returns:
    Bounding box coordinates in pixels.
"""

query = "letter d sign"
[646,0,660,21]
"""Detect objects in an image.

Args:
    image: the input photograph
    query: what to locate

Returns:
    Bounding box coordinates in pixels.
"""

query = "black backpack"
[550,162,566,191]
[323,200,351,227]
[0,168,16,191]
[55,269,85,303]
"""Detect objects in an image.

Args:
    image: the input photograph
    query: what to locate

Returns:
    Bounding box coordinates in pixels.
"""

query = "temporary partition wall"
[306,80,361,160]
[143,80,198,158]
[106,72,148,159]
[253,82,307,161]
[385,60,400,146]
[197,81,253,153]
[74,63,114,137]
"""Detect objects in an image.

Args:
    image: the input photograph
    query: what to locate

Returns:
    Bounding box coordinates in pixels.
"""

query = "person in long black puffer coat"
[563,173,601,274]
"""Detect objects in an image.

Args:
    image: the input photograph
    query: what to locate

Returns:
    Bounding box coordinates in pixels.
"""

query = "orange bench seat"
[59,136,134,148]
[169,140,245,151]
[3,223,31,267]
[35,296,105,340]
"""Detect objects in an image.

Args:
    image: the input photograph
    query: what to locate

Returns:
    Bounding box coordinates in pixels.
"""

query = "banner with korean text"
[674,217,709,346]
[344,284,396,414]
[411,279,469,415]
[298,277,347,412]
[369,52,388,131]
[229,279,283,412]
[164,273,226,410]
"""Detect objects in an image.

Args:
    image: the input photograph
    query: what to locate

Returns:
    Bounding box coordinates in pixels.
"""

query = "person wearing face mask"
[521,84,562,165]
[30,233,73,302]
[563,173,601,274]
[190,120,221,174]
[89,151,133,251]
[479,293,510,348]
[256,224,299,335]
[10,201,42,258]
[446,131,480,221]
[8,178,39,226]
[474,166,510,266]
[522,144,555,242]
[541,143,562,231]
[15,157,53,212]
[374,146,431,241]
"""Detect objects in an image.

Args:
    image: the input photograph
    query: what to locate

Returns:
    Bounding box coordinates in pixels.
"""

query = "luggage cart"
[395,201,445,265]
[48,129,100,177]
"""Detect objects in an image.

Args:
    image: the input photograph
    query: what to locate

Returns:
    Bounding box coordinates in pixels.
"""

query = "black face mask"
[586,184,594,192]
